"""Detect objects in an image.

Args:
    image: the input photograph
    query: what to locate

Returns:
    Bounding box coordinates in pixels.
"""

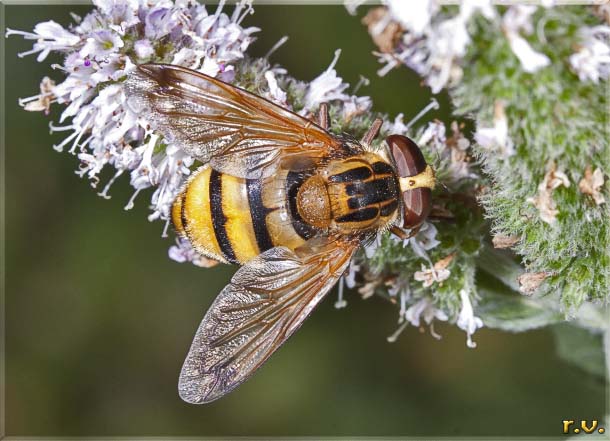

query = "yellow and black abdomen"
[172,165,318,265]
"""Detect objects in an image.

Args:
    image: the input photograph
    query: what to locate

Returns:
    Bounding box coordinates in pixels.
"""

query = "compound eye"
[386,134,427,177]
[402,186,431,229]
[385,135,431,229]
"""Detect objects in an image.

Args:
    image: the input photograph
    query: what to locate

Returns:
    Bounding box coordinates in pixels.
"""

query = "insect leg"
[390,225,409,240]
[360,118,383,148]
[318,103,329,130]
[390,225,422,240]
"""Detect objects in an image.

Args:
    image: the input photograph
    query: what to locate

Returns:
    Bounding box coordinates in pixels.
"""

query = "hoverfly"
[125,64,435,404]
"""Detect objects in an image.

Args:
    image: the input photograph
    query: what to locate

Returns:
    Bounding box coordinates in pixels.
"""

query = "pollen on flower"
[358,276,382,300]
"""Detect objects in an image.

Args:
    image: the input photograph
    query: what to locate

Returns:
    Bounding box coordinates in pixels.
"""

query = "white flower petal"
[456,289,484,348]
[264,70,287,105]
[303,49,349,111]
[385,0,437,36]
[506,31,550,73]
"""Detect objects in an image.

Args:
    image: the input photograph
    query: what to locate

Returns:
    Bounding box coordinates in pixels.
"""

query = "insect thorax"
[297,152,400,233]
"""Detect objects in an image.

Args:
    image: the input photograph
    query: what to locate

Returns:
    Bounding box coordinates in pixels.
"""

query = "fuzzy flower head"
[7,0,258,231]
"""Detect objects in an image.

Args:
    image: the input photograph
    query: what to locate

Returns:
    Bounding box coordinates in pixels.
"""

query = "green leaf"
[477,289,563,332]
[477,245,523,292]
[552,323,607,380]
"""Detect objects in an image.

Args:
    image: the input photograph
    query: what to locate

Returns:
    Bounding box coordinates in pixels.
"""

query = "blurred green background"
[3,4,606,437]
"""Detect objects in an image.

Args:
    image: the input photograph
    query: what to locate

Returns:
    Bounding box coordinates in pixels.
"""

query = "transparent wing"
[124,64,341,179]
[178,237,358,404]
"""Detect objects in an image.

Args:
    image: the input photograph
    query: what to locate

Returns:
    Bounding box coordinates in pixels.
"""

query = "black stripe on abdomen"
[180,191,189,233]
[209,170,238,263]
[246,178,275,253]
[286,170,317,240]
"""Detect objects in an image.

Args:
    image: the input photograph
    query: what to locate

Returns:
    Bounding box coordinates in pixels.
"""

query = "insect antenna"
[360,118,383,148]
[318,103,329,130]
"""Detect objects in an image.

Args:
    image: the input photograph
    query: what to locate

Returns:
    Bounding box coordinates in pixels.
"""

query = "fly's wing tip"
[178,352,228,404]
[178,350,208,404]
[175,241,358,405]
[178,381,206,405]
[178,371,215,405]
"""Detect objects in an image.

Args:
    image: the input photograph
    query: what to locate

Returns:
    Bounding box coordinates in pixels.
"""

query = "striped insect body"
[126,64,436,404]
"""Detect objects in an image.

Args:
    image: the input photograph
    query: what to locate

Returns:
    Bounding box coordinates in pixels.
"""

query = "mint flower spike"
[355,0,609,345]
[6,0,259,230]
